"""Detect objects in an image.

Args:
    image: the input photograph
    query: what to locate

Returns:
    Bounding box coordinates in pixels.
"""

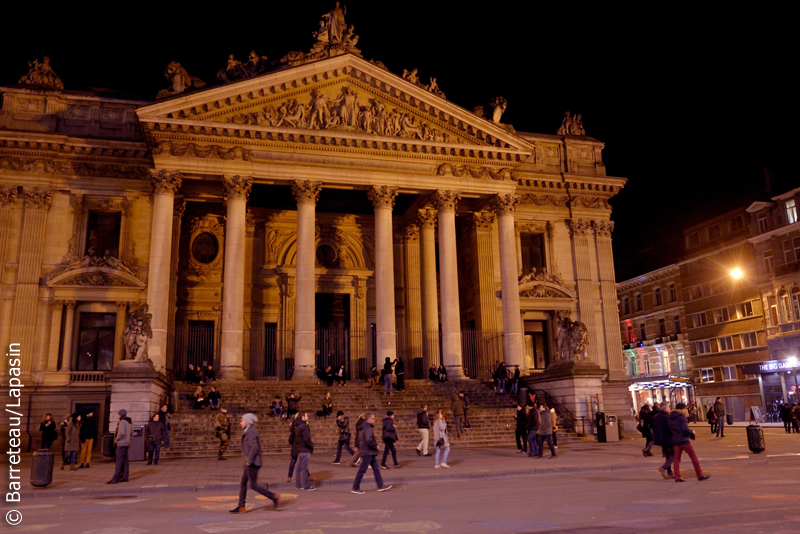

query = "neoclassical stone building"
[0,24,628,436]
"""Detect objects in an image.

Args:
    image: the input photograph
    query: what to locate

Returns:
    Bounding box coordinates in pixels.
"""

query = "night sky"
[0,3,794,281]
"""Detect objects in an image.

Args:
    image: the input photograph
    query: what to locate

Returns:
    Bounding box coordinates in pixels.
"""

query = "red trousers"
[674,442,704,479]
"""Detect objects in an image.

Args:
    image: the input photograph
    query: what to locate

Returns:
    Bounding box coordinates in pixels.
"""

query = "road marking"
[12,504,57,510]
[82,528,150,534]
[337,509,392,518]
[197,496,239,502]
[308,522,379,529]
[196,521,271,533]
[297,502,346,510]
[97,499,147,506]
[375,521,442,532]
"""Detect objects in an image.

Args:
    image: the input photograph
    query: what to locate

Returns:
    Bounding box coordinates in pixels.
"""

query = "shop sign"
[669,375,692,384]
[742,358,800,375]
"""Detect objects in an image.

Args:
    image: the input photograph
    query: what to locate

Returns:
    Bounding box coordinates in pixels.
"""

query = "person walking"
[536,404,557,458]
[381,411,402,469]
[229,413,280,513]
[416,404,431,457]
[78,410,96,469]
[63,413,81,471]
[145,413,164,465]
[639,404,654,456]
[107,409,132,484]
[382,357,395,395]
[791,404,800,433]
[433,408,451,468]
[395,357,405,392]
[653,401,674,479]
[207,386,222,411]
[526,403,540,457]
[39,413,58,450]
[450,392,465,438]
[333,411,355,464]
[58,412,70,469]
[514,403,528,453]
[287,413,301,482]
[294,412,315,491]
[215,408,231,461]
[351,413,392,494]
[669,402,710,482]
[460,391,472,430]
[549,406,558,448]
[511,366,521,395]
[780,403,791,433]
[706,403,717,434]
[349,414,366,467]
[158,404,171,448]
[714,397,726,437]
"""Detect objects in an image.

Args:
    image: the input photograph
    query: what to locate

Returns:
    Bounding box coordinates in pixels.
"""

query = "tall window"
[623,297,630,315]
[636,294,643,312]
[673,315,681,334]
[792,287,800,321]
[707,224,721,240]
[696,340,711,355]
[718,336,733,351]
[737,301,754,318]
[692,312,708,328]
[757,213,769,234]
[768,296,779,326]
[741,332,758,348]
[639,323,647,342]
[626,325,634,343]
[654,288,663,306]
[658,318,667,337]
[794,237,800,261]
[76,313,116,371]
[668,283,677,303]
[780,289,791,322]
[85,211,122,258]
[787,199,798,225]
[784,240,794,264]
[763,251,774,274]
[520,233,546,278]
[723,365,737,381]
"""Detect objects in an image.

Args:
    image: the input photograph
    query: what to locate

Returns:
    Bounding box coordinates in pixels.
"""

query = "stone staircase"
[163,379,582,459]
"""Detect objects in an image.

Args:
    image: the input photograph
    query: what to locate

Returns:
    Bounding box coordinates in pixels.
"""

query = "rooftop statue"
[557,111,586,136]
[216,51,269,83]
[402,69,446,99]
[473,97,508,123]
[156,62,206,99]
[18,57,64,89]
[281,2,361,66]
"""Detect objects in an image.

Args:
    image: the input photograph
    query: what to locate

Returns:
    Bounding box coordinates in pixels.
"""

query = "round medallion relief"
[191,232,219,264]
[316,244,338,267]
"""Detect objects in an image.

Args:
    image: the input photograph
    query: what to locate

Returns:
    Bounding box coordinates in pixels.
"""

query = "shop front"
[629,375,694,416]
[743,357,800,421]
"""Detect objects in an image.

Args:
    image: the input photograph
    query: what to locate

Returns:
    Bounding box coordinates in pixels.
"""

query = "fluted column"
[61,301,77,371]
[292,180,322,379]
[568,219,600,364]
[46,301,64,373]
[403,224,423,369]
[434,190,464,378]
[368,186,399,366]
[219,175,252,380]
[417,209,440,370]
[114,302,128,367]
[595,220,625,379]
[493,195,525,370]
[146,171,182,371]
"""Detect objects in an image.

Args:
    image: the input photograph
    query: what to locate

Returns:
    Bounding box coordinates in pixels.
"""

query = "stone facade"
[0,42,628,446]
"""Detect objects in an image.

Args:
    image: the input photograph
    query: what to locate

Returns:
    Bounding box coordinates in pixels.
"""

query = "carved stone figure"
[519,267,537,284]
[333,86,358,127]
[322,1,347,43]
[490,97,508,123]
[557,111,572,135]
[18,57,64,89]
[156,62,206,99]
[428,77,446,98]
[556,311,589,362]
[123,305,153,362]
[402,68,420,85]
[570,114,586,136]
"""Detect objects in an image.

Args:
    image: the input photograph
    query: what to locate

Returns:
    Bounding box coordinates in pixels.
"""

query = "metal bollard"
[30,448,55,488]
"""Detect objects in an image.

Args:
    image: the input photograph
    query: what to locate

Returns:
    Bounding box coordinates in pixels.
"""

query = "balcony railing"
[69,371,109,384]
[767,321,800,338]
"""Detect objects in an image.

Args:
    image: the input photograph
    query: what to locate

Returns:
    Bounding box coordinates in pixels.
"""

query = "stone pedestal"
[106,360,170,431]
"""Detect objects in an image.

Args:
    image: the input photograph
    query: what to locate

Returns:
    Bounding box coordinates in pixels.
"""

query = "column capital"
[173,197,186,219]
[491,193,518,216]
[150,170,183,196]
[367,185,399,209]
[433,190,460,212]
[21,187,53,210]
[403,224,420,242]
[292,180,322,205]
[223,174,253,201]
[593,219,614,239]
[469,211,496,231]
[416,209,437,229]
[116,301,130,309]
[0,186,19,207]
[567,218,593,238]
[64,300,77,310]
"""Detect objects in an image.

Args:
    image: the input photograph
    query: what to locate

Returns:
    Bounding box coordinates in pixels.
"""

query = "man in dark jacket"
[351,413,392,494]
[514,404,528,453]
[395,358,405,391]
[652,401,674,479]
[460,391,472,429]
[380,411,402,469]
[333,411,355,464]
[526,405,540,457]
[78,410,97,469]
[287,414,302,481]
[416,405,431,456]
[230,413,279,513]
[294,413,315,491]
[714,397,726,437]
[451,393,465,437]
[145,413,164,465]
[668,402,710,483]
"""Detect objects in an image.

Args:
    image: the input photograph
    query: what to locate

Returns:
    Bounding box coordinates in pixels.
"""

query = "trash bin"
[30,449,54,488]
[746,424,765,453]
[726,413,734,425]
[129,425,146,462]
[519,386,529,405]
[605,413,620,442]
[102,432,116,459]
[595,411,607,442]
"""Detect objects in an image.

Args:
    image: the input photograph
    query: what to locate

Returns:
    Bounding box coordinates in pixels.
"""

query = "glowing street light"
[730,267,744,280]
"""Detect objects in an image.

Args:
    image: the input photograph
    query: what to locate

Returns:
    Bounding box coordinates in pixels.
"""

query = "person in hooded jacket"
[351,413,392,494]
[158,404,171,447]
[108,409,132,483]
[332,411,355,464]
[349,414,366,467]
[63,413,81,471]
[380,411,402,469]
[669,402,710,483]
[639,404,655,456]
[652,401,674,479]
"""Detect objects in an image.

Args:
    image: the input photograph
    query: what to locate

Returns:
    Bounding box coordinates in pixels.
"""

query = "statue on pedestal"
[157,62,205,99]
[123,305,153,362]
[556,311,589,362]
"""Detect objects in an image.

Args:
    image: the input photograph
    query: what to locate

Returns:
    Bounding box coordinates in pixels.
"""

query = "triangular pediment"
[137,54,533,157]
[47,265,146,288]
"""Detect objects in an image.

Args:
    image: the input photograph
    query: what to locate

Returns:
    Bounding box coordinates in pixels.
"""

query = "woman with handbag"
[433,408,450,469]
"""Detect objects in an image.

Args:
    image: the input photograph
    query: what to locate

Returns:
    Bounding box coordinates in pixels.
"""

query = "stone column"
[292,180,322,379]
[113,302,128,367]
[46,301,64,373]
[493,195,525,370]
[146,171,182,371]
[10,188,53,377]
[595,220,626,379]
[61,301,77,371]
[166,198,185,373]
[0,187,18,374]
[568,219,600,364]
[403,224,423,369]
[434,190,464,378]
[368,186,399,366]
[218,175,252,380]
[417,209,440,370]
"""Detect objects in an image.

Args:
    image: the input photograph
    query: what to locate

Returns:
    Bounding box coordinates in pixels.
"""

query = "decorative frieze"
[367,185,398,209]
[0,156,150,179]
[151,142,252,162]
[150,170,182,196]
[433,190,460,212]
[518,193,569,207]
[222,174,253,201]
[436,163,514,181]
[292,180,322,205]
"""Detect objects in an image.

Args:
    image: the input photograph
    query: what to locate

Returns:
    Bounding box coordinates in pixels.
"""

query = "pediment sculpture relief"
[518,267,573,299]
[48,249,144,287]
[225,86,459,143]
[216,51,270,83]
[555,311,589,362]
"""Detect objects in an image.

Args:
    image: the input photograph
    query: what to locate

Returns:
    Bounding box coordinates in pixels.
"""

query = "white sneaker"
[440,463,450,468]
[377,484,393,492]
[434,465,441,469]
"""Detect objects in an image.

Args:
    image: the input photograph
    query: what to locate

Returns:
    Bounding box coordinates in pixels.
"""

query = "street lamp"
[730,267,744,280]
